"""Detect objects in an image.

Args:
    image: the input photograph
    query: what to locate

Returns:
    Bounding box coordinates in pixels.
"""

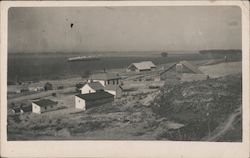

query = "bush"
[57,86,64,89]
[75,82,86,92]
[44,82,53,91]
[52,93,57,97]
[161,52,168,57]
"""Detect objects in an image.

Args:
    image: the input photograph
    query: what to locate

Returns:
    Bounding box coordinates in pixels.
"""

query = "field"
[7,52,242,141]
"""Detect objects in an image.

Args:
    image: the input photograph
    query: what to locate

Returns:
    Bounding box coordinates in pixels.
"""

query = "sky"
[8,6,241,53]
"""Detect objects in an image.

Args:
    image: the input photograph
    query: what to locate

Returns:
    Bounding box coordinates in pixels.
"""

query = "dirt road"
[202,107,241,141]
[8,87,75,103]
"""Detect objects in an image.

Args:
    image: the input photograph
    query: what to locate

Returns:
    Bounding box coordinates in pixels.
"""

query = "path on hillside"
[202,107,241,141]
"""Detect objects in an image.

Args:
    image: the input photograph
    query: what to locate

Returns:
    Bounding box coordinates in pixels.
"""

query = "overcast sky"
[8,6,241,53]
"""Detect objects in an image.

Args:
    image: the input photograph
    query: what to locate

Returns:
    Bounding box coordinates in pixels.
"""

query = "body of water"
[8,53,209,82]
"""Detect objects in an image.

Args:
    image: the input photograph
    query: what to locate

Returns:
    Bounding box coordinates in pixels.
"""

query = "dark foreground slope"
[152,74,242,141]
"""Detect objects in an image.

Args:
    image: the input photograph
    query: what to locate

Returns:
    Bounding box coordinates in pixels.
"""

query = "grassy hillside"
[152,74,242,141]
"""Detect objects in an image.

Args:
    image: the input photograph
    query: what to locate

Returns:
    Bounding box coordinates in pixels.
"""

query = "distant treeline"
[199,49,242,61]
[199,49,242,55]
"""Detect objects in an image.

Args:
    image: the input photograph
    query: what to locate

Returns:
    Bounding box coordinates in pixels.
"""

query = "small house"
[104,85,123,98]
[75,91,114,110]
[9,105,32,115]
[80,82,104,94]
[9,107,22,115]
[127,61,156,72]
[32,99,58,114]
[88,73,121,87]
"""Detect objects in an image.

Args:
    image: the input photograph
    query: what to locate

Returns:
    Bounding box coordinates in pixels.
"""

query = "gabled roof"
[180,60,203,74]
[104,85,123,91]
[84,82,104,91]
[76,91,114,101]
[160,63,177,76]
[90,73,121,80]
[32,99,57,107]
[128,61,156,70]
[159,61,203,76]
[76,82,87,89]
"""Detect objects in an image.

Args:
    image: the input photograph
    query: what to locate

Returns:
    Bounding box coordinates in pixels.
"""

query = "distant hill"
[152,74,242,141]
[199,49,242,61]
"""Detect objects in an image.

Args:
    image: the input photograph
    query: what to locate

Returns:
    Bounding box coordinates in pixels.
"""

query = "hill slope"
[152,74,242,141]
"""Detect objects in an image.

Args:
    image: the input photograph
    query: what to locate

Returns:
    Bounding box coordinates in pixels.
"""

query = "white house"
[32,99,58,114]
[80,82,104,94]
[88,73,121,87]
[127,61,156,72]
[75,91,114,110]
[104,85,123,98]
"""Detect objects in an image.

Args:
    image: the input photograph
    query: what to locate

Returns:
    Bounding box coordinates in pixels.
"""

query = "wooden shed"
[75,91,114,110]
[88,73,121,87]
[104,85,123,98]
[127,61,156,72]
[32,99,58,114]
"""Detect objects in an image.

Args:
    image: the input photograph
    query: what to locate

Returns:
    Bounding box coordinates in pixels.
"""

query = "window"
[113,80,115,85]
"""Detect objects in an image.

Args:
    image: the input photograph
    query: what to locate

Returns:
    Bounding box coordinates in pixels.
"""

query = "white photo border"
[1,1,249,158]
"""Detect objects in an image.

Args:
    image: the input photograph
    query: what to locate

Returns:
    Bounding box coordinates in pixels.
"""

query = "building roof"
[104,85,123,91]
[90,73,121,81]
[76,91,114,101]
[180,60,203,74]
[128,61,156,70]
[85,82,104,91]
[76,82,87,89]
[160,60,203,76]
[32,99,57,107]
[20,105,32,112]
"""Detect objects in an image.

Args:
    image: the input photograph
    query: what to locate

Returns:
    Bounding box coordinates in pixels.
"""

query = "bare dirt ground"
[199,61,242,78]
[202,107,241,141]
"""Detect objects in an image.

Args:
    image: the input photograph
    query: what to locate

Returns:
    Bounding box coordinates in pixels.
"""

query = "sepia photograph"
[1,1,249,157]
[6,5,243,141]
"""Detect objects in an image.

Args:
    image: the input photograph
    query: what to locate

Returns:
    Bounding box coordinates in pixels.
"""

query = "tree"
[44,82,53,91]
[75,82,86,92]
[161,52,168,57]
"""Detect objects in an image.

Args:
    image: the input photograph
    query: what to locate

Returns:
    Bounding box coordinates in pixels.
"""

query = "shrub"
[161,52,168,57]
[52,93,57,97]
[44,82,53,91]
[57,86,64,89]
